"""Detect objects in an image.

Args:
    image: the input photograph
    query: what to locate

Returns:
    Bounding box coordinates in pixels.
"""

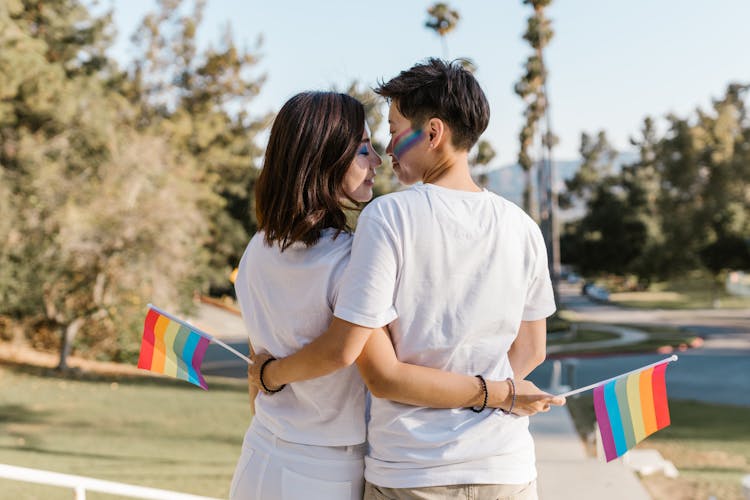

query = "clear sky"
[105,0,750,162]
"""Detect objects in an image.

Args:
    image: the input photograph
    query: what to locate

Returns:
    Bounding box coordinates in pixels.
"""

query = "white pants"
[229,421,366,500]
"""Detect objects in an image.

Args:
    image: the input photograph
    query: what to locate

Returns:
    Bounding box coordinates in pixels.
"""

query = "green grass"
[603,272,750,310]
[551,324,699,356]
[0,363,250,499]
[547,328,619,345]
[567,396,750,500]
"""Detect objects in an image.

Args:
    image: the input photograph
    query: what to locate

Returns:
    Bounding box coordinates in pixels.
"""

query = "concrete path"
[530,406,651,499]
[547,323,648,354]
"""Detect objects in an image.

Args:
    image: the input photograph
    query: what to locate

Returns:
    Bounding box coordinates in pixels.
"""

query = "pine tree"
[129,0,269,292]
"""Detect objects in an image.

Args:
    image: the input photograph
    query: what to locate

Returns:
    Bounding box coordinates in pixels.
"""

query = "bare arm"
[253,317,563,414]
[254,317,373,389]
[508,319,547,379]
[355,327,564,414]
[247,344,259,415]
[355,327,510,409]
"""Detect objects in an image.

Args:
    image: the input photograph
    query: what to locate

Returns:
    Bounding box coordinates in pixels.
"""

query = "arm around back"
[253,317,373,390]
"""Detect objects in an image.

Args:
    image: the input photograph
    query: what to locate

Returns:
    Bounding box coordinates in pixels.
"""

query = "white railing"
[0,464,222,500]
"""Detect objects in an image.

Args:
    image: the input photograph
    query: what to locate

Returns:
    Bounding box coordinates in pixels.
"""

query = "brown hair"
[375,58,489,151]
[255,91,365,251]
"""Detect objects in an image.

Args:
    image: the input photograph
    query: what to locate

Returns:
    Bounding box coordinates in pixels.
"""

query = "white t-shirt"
[334,183,556,488]
[235,228,366,446]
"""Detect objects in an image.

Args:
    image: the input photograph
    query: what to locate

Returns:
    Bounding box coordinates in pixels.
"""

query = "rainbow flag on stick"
[137,304,251,390]
[557,355,677,462]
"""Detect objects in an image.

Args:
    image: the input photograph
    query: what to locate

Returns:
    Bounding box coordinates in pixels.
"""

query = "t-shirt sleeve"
[522,223,557,321]
[334,213,399,328]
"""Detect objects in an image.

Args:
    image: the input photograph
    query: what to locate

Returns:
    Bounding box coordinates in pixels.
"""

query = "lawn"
[567,396,750,500]
[604,272,750,310]
[0,362,250,499]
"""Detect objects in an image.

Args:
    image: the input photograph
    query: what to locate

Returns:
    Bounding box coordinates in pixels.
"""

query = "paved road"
[531,283,750,407]
[200,285,750,407]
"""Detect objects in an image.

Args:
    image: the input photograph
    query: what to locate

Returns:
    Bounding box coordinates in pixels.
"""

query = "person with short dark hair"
[231,90,547,500]
[250,61,564,500]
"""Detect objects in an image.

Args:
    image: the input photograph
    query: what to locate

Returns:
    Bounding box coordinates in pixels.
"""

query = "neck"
[423,152,481,192]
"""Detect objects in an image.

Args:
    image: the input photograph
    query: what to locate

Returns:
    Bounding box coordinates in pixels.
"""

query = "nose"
[385,138,393,156]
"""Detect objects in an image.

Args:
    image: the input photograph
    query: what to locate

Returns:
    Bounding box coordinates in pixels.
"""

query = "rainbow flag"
[593,360,671,461]
[136,306,211,389]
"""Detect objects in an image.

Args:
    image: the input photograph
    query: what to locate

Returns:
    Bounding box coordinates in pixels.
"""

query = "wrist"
[260,358,285,393]
[470,375,488,413]
[487,379,511,408]
[501,378,516,414]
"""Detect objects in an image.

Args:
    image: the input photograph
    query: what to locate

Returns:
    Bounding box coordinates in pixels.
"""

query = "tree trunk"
[56,317,85,372]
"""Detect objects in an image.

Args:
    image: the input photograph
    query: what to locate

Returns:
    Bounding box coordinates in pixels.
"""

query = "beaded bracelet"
[501,377,516,415]
[471,375,488,413]
[259,357,285,394]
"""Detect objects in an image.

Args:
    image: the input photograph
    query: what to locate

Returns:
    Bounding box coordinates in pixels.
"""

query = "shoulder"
[490,195,542,235]
[360,186,428,222]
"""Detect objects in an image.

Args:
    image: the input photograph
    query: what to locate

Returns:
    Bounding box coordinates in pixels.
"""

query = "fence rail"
[0,463,221,500]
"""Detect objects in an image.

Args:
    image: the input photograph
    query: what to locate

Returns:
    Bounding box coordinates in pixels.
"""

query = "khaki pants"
[364,480,538,500]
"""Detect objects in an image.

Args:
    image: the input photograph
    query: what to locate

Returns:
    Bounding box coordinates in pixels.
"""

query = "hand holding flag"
[557,355,677,462]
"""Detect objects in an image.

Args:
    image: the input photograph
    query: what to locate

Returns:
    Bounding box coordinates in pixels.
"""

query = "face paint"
[358,144,369,155]
[392,128,424,158]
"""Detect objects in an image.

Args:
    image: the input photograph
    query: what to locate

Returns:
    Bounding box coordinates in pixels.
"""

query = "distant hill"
[484,152,638,222]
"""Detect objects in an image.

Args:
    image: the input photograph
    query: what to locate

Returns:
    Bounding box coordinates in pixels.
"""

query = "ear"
[427,118,447,149]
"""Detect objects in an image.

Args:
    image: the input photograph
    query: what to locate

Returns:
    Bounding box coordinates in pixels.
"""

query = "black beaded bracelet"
[501,377,516,415]
[259,357,285,394]
[471,374,488,413]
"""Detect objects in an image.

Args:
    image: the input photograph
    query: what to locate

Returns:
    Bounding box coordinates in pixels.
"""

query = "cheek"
[343,160,368,190]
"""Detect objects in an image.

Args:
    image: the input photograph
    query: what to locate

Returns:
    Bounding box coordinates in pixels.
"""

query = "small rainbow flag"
[137,305,211,389]
[593,360,672,462]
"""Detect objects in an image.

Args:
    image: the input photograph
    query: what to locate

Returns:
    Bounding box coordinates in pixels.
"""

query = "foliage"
[128,0,269,292]
[425,2,460,58]
[514,0,555,218]
[561,85,750,281]
[0,0,264,366]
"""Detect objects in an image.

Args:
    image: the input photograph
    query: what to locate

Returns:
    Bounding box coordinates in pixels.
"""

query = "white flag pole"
[147,304,253,365]
[556,355,678,398]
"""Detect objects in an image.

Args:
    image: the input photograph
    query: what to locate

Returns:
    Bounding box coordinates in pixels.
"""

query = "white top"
[334,183,556,488]
[235,229,366,446]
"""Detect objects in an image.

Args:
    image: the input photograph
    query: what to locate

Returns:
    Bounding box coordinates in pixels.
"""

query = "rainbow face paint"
[392,127,424,158]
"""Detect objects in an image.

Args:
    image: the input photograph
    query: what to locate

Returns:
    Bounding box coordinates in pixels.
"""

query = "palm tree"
[425,3,460,59]
[515,0,559,300]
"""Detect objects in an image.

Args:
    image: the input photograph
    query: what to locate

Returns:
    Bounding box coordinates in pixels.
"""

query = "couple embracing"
[229,58,565,500]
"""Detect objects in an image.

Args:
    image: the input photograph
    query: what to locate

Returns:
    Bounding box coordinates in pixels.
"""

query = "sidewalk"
[530,405,651,499]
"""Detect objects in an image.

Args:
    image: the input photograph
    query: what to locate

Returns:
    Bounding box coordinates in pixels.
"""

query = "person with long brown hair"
[230,91,520,500]
[248,61,566,500]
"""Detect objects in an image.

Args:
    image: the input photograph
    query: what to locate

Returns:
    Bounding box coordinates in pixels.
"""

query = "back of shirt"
[235,228,366,446]
[334,183,556,488]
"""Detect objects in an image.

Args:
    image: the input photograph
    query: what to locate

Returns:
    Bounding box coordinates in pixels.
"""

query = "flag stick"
[555,355,678,398]
[147,303,253,365]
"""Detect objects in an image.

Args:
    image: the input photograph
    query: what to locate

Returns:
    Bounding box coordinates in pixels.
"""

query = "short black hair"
[375,58,490,151]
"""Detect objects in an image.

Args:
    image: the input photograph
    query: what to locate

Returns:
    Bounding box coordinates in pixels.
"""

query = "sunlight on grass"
[0,365,251,499]
[567,396,750,500]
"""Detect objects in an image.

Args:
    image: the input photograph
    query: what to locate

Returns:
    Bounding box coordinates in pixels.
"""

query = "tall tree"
[515,0,554,220]
[129,0,269,292]
[0,0,213,369]
[425,2,460,59]
[560,131,646,276]
[470,139,497,188]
